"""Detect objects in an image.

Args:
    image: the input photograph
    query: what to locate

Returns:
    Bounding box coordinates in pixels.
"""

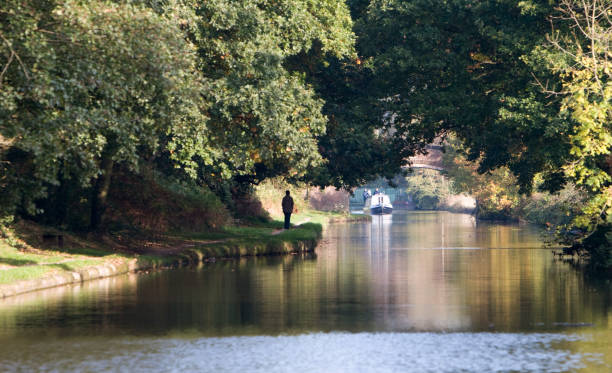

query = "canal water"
[0,212,610,372]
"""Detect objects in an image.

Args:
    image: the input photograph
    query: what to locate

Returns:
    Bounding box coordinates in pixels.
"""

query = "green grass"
[0,214,324,290]
[0,266,53,284]
[177,226,277,242]
[183,221,323,259]
[137,254,182,268]
[294,210,335,225]
[182,220,297,241]
[285,210,369,226]
[256,209,338,226]
[223,221,321,242]
[169,229,236,241]
[47,259,105,271]
[275,223,322,241]
[179,208,356,244]
[0,238,124,287]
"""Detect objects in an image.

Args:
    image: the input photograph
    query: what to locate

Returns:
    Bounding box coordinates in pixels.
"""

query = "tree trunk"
[55,168,69,227]
[90,149,115,230]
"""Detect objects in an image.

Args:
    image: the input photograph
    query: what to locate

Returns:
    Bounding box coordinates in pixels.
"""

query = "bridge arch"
[405,144,445,171]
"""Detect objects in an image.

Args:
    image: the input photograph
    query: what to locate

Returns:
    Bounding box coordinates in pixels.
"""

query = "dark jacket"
[282,195,294,214]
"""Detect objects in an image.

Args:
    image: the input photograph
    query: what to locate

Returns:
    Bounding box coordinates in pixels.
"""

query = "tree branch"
[0,31,30,82]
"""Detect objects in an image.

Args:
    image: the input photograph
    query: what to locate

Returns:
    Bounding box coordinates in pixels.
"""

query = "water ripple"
[2,332,590,373]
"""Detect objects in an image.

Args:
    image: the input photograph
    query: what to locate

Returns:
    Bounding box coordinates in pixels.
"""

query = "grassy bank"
[0,218,323,298]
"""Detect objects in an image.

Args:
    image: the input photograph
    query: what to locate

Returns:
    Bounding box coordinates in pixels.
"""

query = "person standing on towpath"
[282,190,294,229]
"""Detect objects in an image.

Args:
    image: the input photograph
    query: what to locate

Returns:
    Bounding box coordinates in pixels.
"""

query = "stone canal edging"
[0,259,139,299]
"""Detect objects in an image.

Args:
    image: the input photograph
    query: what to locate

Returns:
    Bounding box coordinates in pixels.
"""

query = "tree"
[1,0,359,225]
[541,0,611,232]
[353,0,609,253]
[0,0,206,228]
[357,0,575,190]
[300,56,412,189]
[442,137,525,220]
[184,0,356,190]
[537,0,611,260]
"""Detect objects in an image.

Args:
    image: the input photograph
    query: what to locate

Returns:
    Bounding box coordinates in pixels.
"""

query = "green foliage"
[442,137,525,220]
[534,0,611,236]
[521,187,586,227]
[442,135,588,224]
[354,0,609,254]
[356,0,568,192]
[301,56,404,189]
[153,172,227,212]
[0,0,356,228]
[545,1,611,189]
[405,170,451,210]
[1,0,205,220]
[185,0,355,184]
[576,221,612,270]
[1,0,609,264]
[255,178,309,218]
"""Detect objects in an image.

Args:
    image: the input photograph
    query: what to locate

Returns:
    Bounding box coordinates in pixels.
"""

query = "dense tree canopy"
[355,0,570,190]
[1,0,205,223]
[0,0,609,253]
[347,0,609,246]
[189,0,355,183]
[0,0,356,223]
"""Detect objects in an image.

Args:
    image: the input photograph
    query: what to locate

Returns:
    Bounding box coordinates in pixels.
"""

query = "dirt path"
[270,218,312,236]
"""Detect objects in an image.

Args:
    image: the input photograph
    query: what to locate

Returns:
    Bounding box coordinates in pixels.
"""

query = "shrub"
[520,186,586,226]
[405,170,451,210]
[106,169,231,232]
[307,187,349,212]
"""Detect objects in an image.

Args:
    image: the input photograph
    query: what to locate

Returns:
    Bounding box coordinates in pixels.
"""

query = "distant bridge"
[405,144,444,171]
[349,143,446,208]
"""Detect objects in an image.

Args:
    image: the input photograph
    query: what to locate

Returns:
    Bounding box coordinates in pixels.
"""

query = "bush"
[405,170,451,210]
[106,169,231,232]
[307,187,349,212]
[231,190,271,223]
[520,186,586,226]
